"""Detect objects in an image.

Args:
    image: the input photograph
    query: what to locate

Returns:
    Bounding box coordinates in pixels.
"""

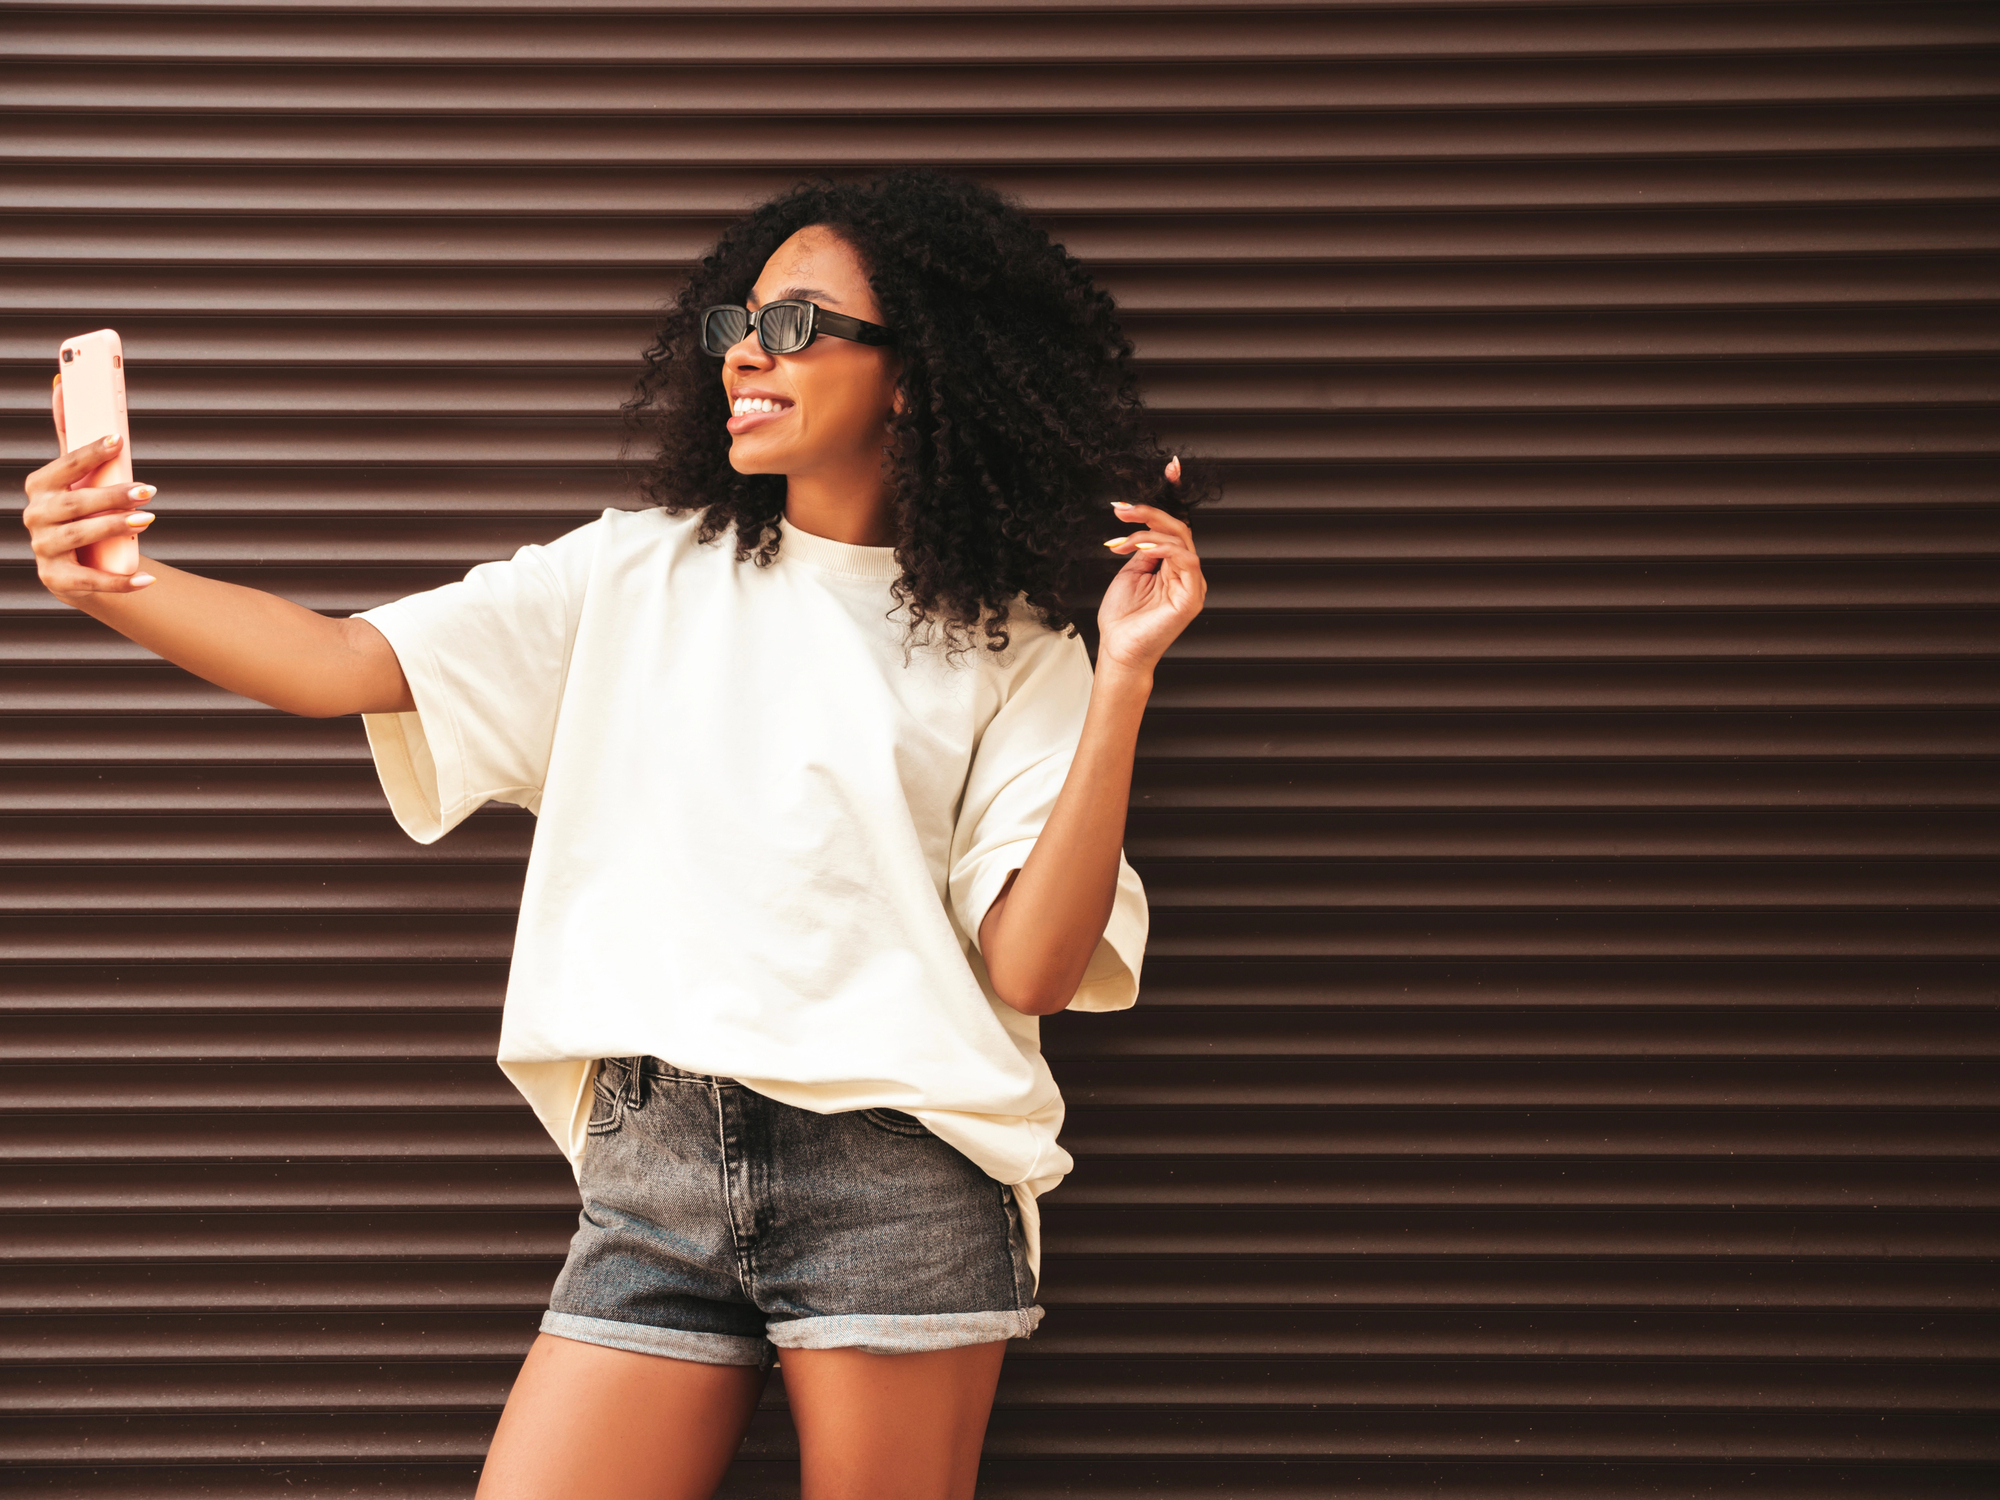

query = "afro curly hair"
[623,168,1212,653]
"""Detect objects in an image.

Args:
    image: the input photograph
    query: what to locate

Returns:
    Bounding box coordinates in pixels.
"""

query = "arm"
[978,463,1204,1014]
[23,430,413,718]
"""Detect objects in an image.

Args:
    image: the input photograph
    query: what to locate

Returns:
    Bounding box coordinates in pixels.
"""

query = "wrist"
[1092,656,1155,698]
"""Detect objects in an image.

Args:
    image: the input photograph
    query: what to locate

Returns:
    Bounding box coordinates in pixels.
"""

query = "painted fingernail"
[1135,542,1159,550]
[52,375,61,390]
[1103,537,1133,549]
[130,573,156,588]
[1166,456,1182,482]
[1111,501,1135,511]
[102,433,122,448]
[128,484,155,502]
[125,511,156,528]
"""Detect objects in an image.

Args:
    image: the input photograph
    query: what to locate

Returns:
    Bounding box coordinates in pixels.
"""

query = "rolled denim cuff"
[766,1306,1043,1355]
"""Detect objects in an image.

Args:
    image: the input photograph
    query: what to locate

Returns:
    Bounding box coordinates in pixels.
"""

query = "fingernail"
[126,511,156,528]
[1111,501,1134,511]
[1103,537,1132,549]
[102,433,122,448]
[128,484,155,502]
[130,573,156,588]
[52,375,61,390]
[1135,542,1158,550]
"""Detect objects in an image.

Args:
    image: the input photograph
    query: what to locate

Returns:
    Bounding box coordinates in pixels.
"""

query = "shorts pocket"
[586,1065,624,1137]
[860,1107,930,1137]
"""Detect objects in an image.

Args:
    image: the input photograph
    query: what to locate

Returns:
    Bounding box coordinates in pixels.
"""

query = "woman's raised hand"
[22,381,414,717]
[23,381,158,602]
[1097,456,1206,676]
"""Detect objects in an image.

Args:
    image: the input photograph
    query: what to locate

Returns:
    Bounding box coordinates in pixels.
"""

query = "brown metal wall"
[3,2,1996,1494]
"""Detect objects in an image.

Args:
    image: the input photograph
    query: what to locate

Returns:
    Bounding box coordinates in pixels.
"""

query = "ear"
[886,353,907,417]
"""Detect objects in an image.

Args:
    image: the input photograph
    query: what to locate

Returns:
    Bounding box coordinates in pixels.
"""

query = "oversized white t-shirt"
[353,505,1147,1279]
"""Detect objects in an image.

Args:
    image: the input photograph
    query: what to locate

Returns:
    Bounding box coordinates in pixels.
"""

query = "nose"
[728,331,773,373]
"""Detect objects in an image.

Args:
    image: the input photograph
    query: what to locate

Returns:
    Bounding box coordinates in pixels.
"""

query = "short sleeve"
[948,629,1149,1013]
[351,517,602,845]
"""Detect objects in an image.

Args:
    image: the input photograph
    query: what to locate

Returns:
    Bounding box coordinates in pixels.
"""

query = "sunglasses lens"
[757,302,812,354]
[702,307,749,356]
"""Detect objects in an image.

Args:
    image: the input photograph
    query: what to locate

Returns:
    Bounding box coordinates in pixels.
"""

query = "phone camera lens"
[61,349,74,363]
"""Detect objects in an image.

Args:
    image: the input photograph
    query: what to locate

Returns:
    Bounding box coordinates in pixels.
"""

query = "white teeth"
[732,396,785,416]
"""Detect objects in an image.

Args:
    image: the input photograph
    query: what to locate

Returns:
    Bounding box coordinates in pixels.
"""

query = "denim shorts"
[541,1056,1042,1368]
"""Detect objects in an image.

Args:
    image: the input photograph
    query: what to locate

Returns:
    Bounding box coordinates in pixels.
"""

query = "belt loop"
[625,1056,647,1112]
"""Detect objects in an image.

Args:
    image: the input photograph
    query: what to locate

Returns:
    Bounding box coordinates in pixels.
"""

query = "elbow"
[278,692,363,720]
[995,985,1071,1018]
[982,931,1100,1017]
[976,956,1072,1016]
[986,957,1081,1016]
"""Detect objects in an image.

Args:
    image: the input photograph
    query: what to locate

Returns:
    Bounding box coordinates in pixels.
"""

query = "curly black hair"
[623,168,1211,652]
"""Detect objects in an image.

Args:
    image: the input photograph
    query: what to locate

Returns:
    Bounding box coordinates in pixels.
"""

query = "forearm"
[978,662,1151,1014]
[72,555,413,717]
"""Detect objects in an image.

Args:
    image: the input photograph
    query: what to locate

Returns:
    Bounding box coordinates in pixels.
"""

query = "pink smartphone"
[56,328,139,576]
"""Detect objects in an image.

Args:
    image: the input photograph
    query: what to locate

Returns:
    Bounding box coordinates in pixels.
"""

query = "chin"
[727,442,787,476]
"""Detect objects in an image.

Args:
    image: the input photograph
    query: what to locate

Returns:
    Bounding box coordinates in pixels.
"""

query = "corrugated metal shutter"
[3,1,1995,1493]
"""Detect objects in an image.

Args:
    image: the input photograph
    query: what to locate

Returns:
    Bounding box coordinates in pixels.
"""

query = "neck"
[782,455,897,548]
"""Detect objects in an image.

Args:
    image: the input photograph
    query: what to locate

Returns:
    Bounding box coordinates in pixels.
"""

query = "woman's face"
[721,226,902,481]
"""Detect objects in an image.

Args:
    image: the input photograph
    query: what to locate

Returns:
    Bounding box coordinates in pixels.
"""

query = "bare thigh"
[475,1332,767,1500]
[781,1340,1008,1500]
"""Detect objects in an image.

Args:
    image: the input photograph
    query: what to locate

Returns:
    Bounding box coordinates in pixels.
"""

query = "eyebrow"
[747,285,838,309]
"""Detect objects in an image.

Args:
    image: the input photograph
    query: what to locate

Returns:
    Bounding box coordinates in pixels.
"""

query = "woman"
[22,170,1208,1499]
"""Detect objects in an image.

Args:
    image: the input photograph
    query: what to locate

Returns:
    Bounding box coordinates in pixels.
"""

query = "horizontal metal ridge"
[1,1461,1987,1500]
[11,1106,2000,1163]
[8,1305,1994,1363]
[8,7,1996,65]
[6,1406,1998,1465]
[12,258,2000,314]
[13,308,2000,364]
[12,207,1999,264]
[11,156,2000,215]
[10,409,1996,466]
[0,857,1992,913]
[11,1254,1992,1315]
[3,761,1998,814]
[5,1358,1997,1416]
[4,1158,1995,1213]
[6,1003,1996,1060]
[5,1056,1997,1109]
[5,1207,1999,1261]
[15,314,2000,371]
[4,708,1995,761]
[0,957,1991,1013]
[8,560,1999,610]
[7,506,1997,562]
[11,353,2000,411]
[9,102,2000,168]
[11,617,1997,667]
[0,461,1994,514]
[4,808,1996,859]
[10,51,2000,113]
[7,662,1998,714]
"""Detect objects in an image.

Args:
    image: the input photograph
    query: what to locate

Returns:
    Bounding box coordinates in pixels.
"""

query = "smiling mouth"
[726,395,793,435]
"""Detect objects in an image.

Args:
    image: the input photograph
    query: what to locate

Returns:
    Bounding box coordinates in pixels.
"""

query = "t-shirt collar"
[776,516,902,581]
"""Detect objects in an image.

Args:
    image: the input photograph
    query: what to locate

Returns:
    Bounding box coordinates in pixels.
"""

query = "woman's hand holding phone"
[24,374,159,602]
[21,329,414,716]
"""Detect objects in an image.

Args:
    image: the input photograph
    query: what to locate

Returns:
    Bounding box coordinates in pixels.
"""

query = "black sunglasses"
[700,300,895,358]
